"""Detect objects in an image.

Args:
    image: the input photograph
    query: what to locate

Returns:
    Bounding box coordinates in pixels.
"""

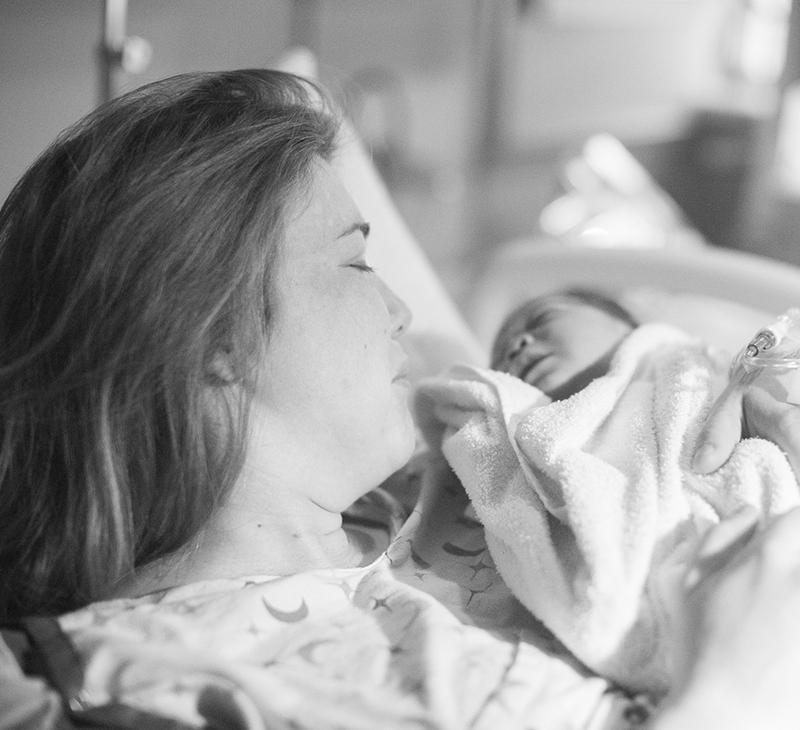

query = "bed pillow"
[467,239,800,360]
[620,286,773,358]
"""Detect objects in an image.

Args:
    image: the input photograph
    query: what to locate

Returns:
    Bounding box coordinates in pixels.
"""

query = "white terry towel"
[414,323,800,694]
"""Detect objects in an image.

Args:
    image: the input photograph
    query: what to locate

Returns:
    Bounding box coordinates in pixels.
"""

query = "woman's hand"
[654,507,800,729]
[693,382,800,476]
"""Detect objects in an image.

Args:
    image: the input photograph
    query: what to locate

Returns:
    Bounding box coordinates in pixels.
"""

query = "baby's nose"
[507,332,535,361]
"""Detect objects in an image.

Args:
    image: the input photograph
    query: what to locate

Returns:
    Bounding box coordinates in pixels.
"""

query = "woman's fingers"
[756,506,800,574]
[694,378,800,478]
[660,507,800,729]
[692,383,744,474]
[741,387,800,478]
[683,505,760,592]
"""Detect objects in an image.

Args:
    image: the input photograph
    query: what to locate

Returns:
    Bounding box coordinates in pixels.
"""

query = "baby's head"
[491,289,638,400]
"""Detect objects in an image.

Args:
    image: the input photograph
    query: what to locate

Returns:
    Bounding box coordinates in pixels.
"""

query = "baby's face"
[491,296,633,398]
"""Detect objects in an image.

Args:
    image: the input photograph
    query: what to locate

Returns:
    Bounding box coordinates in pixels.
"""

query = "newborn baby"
[490,288,638,399]
[415,288,800,694]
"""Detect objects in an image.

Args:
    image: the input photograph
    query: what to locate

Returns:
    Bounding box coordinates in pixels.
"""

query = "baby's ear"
[205,349,237,385]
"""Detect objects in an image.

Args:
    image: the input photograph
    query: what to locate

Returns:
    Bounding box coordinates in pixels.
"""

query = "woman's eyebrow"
[336,221,371,239]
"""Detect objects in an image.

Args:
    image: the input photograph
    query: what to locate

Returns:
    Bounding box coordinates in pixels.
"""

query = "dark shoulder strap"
[1,622,79,730]
[19,617,84,709]
[3,617,201,730]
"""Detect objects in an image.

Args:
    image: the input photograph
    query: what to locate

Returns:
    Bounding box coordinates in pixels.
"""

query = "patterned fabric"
[58,458,649,730]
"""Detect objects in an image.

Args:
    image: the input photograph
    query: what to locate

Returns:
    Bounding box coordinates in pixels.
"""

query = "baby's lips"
[506,345,549,379]
[519,356,555,387]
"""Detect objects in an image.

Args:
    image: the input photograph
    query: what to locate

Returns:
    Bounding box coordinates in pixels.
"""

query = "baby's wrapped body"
[415,322,800,694]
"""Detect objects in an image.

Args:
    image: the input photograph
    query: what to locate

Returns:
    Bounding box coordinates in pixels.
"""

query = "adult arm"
[652,507,800,729]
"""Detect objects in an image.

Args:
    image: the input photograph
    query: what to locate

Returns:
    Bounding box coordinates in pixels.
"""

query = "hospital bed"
[5,49,800,730]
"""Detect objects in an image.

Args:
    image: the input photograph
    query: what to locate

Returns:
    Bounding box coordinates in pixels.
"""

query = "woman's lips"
[393,359,411,382]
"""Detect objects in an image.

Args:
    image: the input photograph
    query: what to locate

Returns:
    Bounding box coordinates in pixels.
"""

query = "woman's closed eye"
[337,221,373,274]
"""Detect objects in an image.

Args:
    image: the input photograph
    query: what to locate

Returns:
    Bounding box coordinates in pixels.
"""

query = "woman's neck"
[113,489,364,598]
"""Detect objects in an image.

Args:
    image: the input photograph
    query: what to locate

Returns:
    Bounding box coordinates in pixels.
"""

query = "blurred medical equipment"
[730,308,800,404]
[538,134,707,250]
[98,0,152,103]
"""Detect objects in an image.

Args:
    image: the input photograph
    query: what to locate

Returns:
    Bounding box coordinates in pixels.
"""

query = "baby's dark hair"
[490,287,638,369]
[555,288,639,328]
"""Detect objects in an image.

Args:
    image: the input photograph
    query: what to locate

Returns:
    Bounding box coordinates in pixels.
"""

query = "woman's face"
[244,160,415,512]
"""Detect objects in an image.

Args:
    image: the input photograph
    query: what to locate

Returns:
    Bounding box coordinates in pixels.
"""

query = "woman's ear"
[206,349,237,385]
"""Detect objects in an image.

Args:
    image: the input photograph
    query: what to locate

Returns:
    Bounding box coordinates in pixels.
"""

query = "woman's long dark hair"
[0,69,337,619]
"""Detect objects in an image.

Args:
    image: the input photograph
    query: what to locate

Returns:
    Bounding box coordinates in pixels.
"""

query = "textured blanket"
[415,323,800,694]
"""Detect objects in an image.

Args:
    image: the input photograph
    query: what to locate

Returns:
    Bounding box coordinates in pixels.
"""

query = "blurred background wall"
[1,0,797,306]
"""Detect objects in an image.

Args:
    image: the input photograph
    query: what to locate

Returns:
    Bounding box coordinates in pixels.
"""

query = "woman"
[0,68,799,729]
[0,69,417,608]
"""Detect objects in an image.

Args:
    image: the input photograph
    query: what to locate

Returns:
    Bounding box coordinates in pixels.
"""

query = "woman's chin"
[390,418,418,472]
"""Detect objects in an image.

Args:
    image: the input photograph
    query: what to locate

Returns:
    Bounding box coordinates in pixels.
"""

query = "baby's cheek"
[491,339,514,371]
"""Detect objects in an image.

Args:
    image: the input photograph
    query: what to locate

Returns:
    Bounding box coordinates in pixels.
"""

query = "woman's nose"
[382,281,413,336]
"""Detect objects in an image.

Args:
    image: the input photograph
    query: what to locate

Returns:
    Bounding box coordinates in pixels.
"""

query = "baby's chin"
[521,368,567,397]
[536,360,610,401]
[527,373,568,398]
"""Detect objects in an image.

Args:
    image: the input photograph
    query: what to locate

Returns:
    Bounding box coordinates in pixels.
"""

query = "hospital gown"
[57,456,651,730]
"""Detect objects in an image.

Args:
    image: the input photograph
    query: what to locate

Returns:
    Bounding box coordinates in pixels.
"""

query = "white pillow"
[467,239,800,359]
[620,286,772,358]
